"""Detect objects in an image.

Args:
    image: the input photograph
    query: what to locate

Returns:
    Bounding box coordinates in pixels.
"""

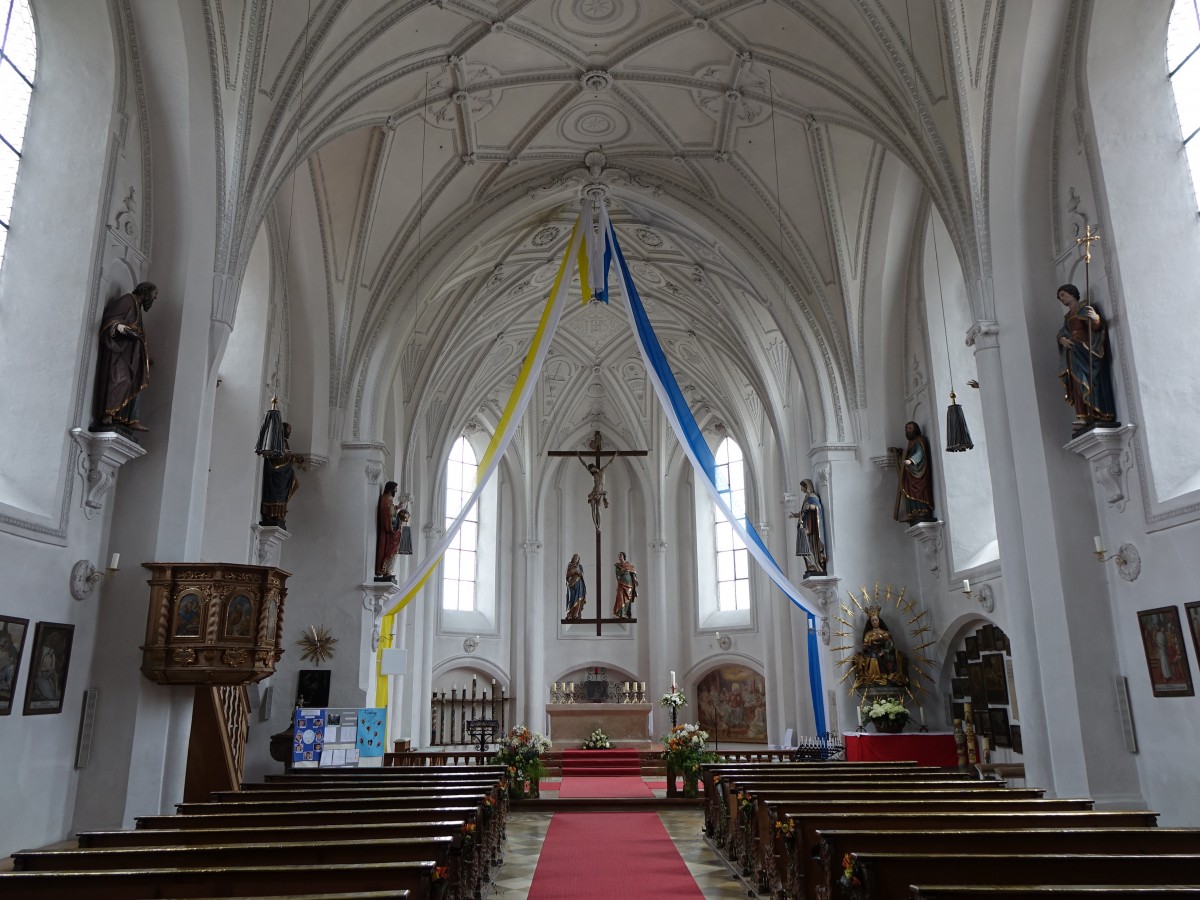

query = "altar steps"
[560,749,642,777]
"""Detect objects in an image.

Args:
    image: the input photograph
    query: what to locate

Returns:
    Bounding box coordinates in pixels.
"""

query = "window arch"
[442,435,478,612]
[0,0,37,269]
[713,437,750,612]
[1169,0,1200,209]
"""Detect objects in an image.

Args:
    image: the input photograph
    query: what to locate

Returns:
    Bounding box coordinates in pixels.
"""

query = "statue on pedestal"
[564,553,587,619]
[891,421,935,525]
[374,481,401,583]
[94,281,156,433]
[260,422,304,529]
[1056,283,1119,436]
[613,552,638,617]
[788,479,828,576]
[850,607,910,691]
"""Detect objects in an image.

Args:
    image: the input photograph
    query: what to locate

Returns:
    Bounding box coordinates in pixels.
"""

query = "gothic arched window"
[442,435,479,612]
[1169,0,1200,209]
[0,0,37,269]
[713,437,750,612]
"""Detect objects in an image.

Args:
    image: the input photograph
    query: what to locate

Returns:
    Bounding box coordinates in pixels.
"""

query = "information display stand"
[291,707,387,768]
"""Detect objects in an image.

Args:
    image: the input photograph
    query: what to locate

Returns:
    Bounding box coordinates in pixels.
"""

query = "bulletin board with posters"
[291,707,387,768]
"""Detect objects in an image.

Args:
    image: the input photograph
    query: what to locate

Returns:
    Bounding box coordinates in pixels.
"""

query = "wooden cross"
[548,430,649,635]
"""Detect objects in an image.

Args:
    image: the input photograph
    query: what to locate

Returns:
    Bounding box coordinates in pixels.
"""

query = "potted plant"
[582,728,612,749]
[861,697,910,733]
[491,724,551,798]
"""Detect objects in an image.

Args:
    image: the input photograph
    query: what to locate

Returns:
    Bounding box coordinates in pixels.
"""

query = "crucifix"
[548,430,649,635]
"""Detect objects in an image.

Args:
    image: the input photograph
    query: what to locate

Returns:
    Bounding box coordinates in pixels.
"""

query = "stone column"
[521,538,543,732]
[966,321,1061,792]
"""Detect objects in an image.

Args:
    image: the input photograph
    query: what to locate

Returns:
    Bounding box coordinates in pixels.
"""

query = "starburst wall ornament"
[297,625,337,664]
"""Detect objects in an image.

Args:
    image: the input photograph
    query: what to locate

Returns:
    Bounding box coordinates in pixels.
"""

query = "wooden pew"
[776,810,1162,900]
[0,860,435,899]
[704,765,967,841]
[736,787,1054,893]
[711,774,1007,849]
[910,887,1200,898]
[12,836,455,872]
[80,819,466,849]
[818,829,1200,900]
[855,852,1200,898]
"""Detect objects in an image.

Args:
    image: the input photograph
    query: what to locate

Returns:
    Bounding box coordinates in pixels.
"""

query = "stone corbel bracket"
[70,428,147,519]
[905,520,945,580]
[1066,424,1137,513]
[251,524,291,567]
[802,576,840,646]
[361,582,400,652]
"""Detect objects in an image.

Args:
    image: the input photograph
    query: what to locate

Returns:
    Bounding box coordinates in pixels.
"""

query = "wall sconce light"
[1094,537,1141,581]
[463,634,480,654]
[714,630,732,651]
[70,554,121,601]
[961,578,972,598]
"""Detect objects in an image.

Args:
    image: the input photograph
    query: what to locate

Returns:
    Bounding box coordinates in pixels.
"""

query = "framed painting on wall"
[696,665,768,744]
[1010,725,1023,755]
[982,653,1009,705]
[0,615,31,715]
[1136,606,1194,698]
[22,622,75,715]
[1186,602,1200,665]
[989,708,1011,747]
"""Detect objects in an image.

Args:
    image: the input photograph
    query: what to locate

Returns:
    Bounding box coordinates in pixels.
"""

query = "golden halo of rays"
[830,582,937,703]
[297,624,337,664]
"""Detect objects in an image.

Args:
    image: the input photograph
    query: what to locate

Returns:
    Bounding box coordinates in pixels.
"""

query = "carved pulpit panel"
[141,563,289,685]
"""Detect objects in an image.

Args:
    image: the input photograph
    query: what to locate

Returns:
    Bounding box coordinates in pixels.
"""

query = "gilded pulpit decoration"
[141,563,288,685]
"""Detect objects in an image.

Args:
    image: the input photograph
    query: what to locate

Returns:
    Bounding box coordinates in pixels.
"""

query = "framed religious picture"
[22,622,75,715]
[951,701,966,723]
[0,615,31,716]
[965,635,980,660]
[994,630,1009,654]
[1186,602,1200,664]
[982,653,1009,705]
[1010,724,1023,755]
[1137,606,1194,698]
[951,677,967,700]
[296,669,331,708]
[989,708,1012,747]
[967,660,986,704]
[973,706,990,737]
[955,650,968,675]
[980,624,996,653]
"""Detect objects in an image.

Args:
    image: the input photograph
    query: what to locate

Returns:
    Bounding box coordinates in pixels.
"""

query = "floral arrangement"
[661,722,714,797]
[461,822,477,845]
[774,817,796,837]
[839,852,861,891]
[861,697,909,723]
[432,866,449,882]
[659,687,688,709]
[582,728,612,750]
[491,724,550,798]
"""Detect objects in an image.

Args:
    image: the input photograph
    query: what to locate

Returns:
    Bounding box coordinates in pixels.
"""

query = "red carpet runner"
[527,811,704,899]
[559,748,641,776]
[557,775,653,798]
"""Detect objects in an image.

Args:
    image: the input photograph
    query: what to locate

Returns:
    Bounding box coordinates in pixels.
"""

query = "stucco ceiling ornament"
[531,226,560,248]
[692,64,771,126]
[635,228,662,248]
[553,0,639,38]
[580,70,614,93]
[418,62,501,129]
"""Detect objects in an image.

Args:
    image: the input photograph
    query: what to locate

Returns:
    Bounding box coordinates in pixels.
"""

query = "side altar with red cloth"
[844,730,959,767]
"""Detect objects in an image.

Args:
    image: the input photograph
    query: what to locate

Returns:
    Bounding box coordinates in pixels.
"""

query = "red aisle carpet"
[527,811,704,899]
[559,748,642,776]
[557,775,653,798]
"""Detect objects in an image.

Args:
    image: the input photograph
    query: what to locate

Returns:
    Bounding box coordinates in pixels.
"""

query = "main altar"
[545,703,653,749]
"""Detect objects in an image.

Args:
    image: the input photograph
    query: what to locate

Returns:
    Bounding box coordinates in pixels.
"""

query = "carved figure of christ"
[548,430,649,635]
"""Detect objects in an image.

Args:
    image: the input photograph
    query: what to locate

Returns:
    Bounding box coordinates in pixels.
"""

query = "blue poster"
[356,707,385,757]
[292,707,326,764]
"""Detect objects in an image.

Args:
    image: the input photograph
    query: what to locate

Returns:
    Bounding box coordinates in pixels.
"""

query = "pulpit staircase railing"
[183,684,249,801]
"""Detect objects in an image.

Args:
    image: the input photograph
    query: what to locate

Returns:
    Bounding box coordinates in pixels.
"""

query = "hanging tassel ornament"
[254,396,286,458]
[945,390,974,452]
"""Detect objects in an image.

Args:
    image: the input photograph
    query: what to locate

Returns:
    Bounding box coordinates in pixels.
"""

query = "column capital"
[965,320,1000,351]
[1065,424,1137,513]
[522,539,543,555]
[650,538,668,553]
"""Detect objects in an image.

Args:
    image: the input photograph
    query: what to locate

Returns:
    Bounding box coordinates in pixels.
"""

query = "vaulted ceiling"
[209,0,1001,452]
